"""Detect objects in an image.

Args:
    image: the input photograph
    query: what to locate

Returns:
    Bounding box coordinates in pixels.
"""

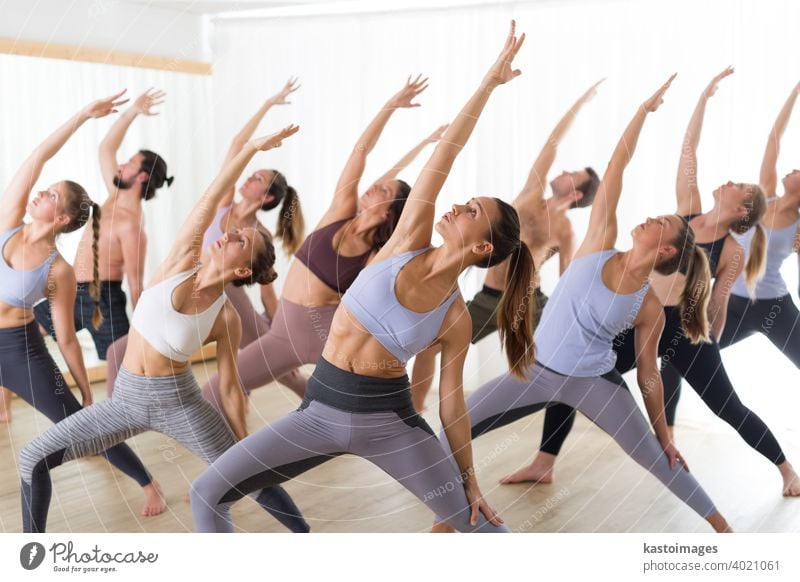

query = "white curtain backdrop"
[0,54,213,364]
[210,0,800,436]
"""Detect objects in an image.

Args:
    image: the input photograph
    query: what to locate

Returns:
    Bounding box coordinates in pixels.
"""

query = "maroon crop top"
[294,217,372,294]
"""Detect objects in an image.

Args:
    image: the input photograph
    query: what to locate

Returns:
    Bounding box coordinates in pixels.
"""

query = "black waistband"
[535,359,625,387]
[303,356,415,415]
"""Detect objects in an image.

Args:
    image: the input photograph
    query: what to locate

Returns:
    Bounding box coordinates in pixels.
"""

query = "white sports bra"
[131,267,227,363]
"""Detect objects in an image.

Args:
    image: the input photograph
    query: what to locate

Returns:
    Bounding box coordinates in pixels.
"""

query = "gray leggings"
[19,367,308,533]
[191,358,509,532]
[448,363,717,520]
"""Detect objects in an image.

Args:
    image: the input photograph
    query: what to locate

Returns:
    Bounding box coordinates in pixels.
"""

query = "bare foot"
[707,512,732,532]
[431,522,455,533]
[778,462,800,496]
[141,481,166,517]
[500,452,556,484]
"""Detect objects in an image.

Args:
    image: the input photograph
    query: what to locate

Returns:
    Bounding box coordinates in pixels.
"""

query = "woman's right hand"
[250,124,300,151]
[481,19,525,89]
[642,73,677,113]
[661,440,690,471]
[464,480,504,527]
[386,74,429,109]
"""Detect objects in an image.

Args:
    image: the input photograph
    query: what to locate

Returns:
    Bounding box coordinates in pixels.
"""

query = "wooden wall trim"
[0,37,212,75]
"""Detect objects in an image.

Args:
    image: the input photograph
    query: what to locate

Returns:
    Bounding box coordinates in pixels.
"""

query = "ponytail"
[497,243,536,377]
[730,183,767,295]
[59,181,104,329]
[655,216,711,343]
[743,224,767,295]
[479,198,535,377]
[276,186,305,255]
[89,203,104,329]
[679,245,711,343]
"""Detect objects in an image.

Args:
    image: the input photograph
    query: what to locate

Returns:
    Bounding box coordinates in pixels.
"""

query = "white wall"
[209,0,800,436]
[0,0,209,62]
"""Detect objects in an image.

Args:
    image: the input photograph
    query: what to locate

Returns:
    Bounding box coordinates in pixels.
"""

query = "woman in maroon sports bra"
[202,75,437,415]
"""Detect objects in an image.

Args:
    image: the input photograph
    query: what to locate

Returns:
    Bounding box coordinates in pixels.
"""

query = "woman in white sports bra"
[19,126,309,533]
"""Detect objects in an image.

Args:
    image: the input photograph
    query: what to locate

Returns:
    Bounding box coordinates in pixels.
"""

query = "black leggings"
[663,294,800,424]
[0,321,152,490]
[538,305,786,465]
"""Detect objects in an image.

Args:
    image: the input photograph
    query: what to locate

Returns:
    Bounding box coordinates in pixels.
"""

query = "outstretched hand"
[387,74,429,108]
[82,90,130,119]
[579,78,606,104]
[703,66,734,99]
[132,88,166,116]
[250,124,300,151]
[643,73,676,113]
[482,19,526,88]
[268,77,301,106]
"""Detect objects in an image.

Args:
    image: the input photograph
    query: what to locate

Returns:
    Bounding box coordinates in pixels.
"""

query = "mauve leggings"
[202,298,336,410]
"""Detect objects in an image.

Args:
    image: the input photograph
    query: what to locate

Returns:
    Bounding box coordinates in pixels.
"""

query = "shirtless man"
[33,89,171,367]
[409,80,603,413]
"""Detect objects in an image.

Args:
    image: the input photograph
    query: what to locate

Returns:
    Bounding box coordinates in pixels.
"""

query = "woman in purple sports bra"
[192,21,531,532]
[201,74,445,414]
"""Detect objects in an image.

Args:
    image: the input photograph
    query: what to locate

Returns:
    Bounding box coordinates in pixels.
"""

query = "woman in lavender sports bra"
[719,81,800,369]
[18,126,308,533]
[201,74,446,413]
[434,74,733,533]
[104,79,307,395]
[0,92,166,526]
[191,22,530,532]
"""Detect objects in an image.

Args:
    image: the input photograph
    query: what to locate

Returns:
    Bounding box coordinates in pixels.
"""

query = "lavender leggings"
[201,298,337,410]
[191,357,508,533]
[441,363,718,521]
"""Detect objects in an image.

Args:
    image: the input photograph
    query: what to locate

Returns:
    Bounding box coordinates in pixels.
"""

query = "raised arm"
[0,91,128,232]
[165,125,299,272]
[326,76,428,222]
[675,67,733,216]
[576,75,675,257]
[513,79,603,205]
[760,81,800,198]
[373,123,448,183]
[98,89,164,195]
[217,78,300,210]
[387,21,525,252]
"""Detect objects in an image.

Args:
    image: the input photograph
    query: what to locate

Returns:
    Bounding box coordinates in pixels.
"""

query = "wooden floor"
[1,360,799,533]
